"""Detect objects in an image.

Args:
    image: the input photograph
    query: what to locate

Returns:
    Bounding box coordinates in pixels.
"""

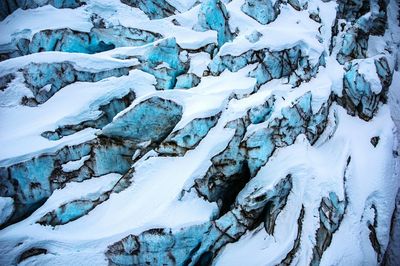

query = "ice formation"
[0,0,399,265]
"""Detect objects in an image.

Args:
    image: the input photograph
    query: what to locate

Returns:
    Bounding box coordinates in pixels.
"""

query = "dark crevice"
[194,251,213,266]
[368,204,382,262]
[219,161,251,216]
[106,173,293,265]
[18,247,48,263]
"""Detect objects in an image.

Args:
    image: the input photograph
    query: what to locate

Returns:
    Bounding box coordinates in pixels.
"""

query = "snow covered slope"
[0,0,399,265]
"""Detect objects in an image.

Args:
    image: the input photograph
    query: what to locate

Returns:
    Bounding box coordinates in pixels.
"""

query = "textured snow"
[215,106,397,265]
[357,58,382,94]
[0,5,92,46]
[62,155,91,172]
[0,69,155,166]
[220,5,324,64]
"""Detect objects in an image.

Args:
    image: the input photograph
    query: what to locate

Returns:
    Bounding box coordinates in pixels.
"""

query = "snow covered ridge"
[0,0,399,265]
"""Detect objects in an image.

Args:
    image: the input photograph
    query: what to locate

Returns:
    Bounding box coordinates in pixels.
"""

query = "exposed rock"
[245,92,330,176]
[277,206,305,266]
[20,62,131,106]
[367,204,382,262]
[0,73,15,91]
[157,113,221,156]
[101,96,183,142]
[175,73,201,89]
[2,26,162,59]
[0,137,140,227]
[139,38,188,90]
[106,174,293,265]
[209,45,325,87]
[18,247,47,263]
[337,56,392,121]
[311,192,346,265]
[371,136,380,147]
[383,188,400,266]
[120,0,176,19]
[41,91,136,140]
[241,0,281,25]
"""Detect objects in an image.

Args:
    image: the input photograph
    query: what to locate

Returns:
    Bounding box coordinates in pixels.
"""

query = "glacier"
[0,0,399,265]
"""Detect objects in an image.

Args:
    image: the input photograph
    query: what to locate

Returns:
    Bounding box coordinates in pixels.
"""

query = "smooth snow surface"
[0,0,399,265]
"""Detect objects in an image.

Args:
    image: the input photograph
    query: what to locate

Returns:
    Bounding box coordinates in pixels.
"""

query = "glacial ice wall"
[0,0,399,265]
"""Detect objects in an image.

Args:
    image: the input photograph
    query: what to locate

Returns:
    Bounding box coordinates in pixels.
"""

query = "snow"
[0,105,238,261]
[0,72,32,107]
[215,105,397,266]
[220,4,324,64]
[166,0,198,12]
[320,106,397,265]
[188,52,211,76]
[0,69,155,166]
[0,128,98,168]
[0,51,139,75]
[109,65,256,132]
[38,173,122,213]
[62,155,90,172]
[0,0,398,265]
[307,0,337,51]
[88,0,217,50]
[357,58,383,94]
[0,0,217,53]
[0,5,92,46]
[324,56,345,96]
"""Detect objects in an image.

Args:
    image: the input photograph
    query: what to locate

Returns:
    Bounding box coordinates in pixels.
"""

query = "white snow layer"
[0,0,399,265]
